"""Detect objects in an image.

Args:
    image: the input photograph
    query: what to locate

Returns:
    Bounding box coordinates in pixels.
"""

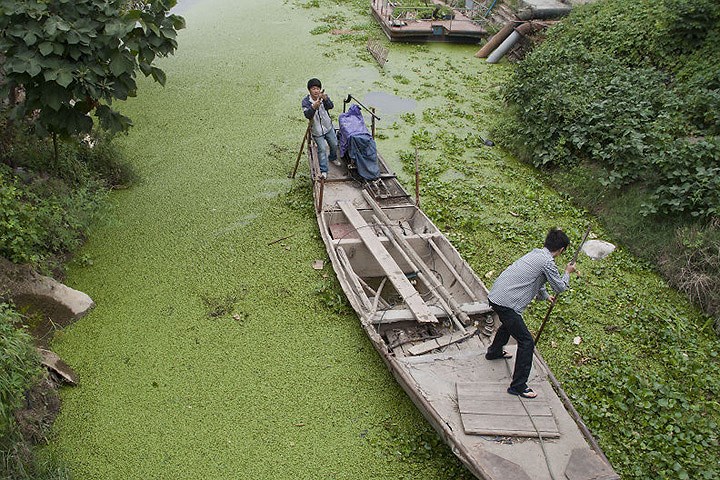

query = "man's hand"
[565,262,577,274]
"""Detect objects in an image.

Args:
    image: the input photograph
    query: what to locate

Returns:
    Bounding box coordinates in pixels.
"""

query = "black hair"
[544,227,570,252]
[307,78,322,90]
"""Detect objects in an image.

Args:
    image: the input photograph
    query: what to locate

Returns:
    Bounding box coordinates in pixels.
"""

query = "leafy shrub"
[0,303,41,443]
[498,0,720,219]
[647,137,720,217]
[0,166,107,267]
[0,125,132,269]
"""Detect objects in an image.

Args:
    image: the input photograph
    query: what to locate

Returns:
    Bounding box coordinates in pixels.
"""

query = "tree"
[0,0,185,141]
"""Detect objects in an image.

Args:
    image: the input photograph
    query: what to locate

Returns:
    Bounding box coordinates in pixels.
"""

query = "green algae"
[48,0,720,478]
[50,0,474,479]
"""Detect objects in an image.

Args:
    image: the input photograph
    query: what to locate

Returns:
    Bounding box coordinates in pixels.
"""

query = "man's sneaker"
[332,159,342,167]
[320,172,327,179]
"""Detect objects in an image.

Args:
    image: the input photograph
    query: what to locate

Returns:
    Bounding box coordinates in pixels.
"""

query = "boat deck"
[394,339,618,479]
[371,0,486,43]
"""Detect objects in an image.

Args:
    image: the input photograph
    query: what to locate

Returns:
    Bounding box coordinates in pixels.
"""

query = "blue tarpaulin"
[338,105,380,181]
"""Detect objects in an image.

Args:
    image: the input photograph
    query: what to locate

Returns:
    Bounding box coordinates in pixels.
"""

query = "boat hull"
[303,125,618,480]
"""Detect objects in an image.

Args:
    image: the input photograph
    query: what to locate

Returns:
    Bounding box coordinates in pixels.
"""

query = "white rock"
[582,239,616,260]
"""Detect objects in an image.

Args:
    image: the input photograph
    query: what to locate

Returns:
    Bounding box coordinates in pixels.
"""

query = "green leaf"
[56,69,74,88]
[38,41,54,56]
[150,67,166,86]
[23,30,38,46]
[26,58,42,77]
[109,52,134,77]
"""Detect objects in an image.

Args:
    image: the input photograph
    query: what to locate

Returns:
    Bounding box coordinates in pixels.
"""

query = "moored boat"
[371,0,487,43]
[297,96,619,480]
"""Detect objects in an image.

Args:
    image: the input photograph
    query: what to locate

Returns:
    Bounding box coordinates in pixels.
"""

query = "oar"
[534,225,592,345]
[289,122,312,179]
[343,94,381,120]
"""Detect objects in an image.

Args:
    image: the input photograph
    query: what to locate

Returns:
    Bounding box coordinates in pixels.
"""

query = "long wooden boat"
[300,99,619,480]
[371,0,486,43]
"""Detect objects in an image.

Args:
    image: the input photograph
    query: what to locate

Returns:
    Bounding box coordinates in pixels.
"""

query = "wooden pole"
[290,122,312,179]
[534,225,592,344]
[414,148,420,207]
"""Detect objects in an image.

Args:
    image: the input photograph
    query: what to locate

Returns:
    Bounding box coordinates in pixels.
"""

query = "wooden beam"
[337,201,438,324]
[372,301,492,324]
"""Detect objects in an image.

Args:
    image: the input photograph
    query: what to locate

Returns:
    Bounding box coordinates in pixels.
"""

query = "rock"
[0,257,94,319]
[39,349,79,385]
[582,240,616,261]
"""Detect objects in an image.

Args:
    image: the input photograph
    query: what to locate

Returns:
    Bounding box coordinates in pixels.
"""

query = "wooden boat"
[371,0,486,43]
[297,98,619,480]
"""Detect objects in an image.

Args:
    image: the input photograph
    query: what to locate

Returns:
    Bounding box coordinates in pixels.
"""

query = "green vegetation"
[0,304,40,441]
[0,0,185,137]
[493,0,720,323]
[498,0,720,218]
[0,303,68,480]
[0,131,127,270]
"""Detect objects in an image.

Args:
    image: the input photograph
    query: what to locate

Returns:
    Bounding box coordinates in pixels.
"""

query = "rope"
[502,358,559,480]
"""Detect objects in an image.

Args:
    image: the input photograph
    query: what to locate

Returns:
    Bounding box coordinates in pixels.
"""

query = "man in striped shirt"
[486,228,576,399]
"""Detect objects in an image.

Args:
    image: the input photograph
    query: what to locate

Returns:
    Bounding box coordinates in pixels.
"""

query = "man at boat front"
[302,78,340,180]
[485,228,576,399]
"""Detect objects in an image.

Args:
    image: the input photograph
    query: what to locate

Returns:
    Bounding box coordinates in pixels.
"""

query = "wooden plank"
[457,383,553,415]
[337,201,438,324]
[407,326,477,356]
[459,399,553,417]
[456,382,560,438]
[372,302,492,324]
[460,413,560,438]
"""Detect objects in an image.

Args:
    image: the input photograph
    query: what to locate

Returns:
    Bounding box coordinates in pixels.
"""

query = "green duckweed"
[50,0,719,478]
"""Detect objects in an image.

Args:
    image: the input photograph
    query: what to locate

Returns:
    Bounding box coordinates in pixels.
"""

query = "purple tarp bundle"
[338,105,380,181]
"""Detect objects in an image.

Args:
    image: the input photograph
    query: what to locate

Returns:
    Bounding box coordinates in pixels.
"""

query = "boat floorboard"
[457,382,560,438]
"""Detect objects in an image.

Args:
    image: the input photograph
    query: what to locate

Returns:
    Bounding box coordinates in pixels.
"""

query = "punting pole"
[290,122,312,179]
[534,225,592,345]
[414,148,420,207]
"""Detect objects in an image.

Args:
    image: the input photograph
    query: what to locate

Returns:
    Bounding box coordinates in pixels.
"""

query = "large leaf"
[38,41,54,56]
[150,66,166,86]
[109,51,134,77]
[56,69,74,88]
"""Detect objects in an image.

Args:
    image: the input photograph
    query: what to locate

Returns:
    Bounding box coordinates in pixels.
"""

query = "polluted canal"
[50,0,492,478]
[47,0,655,479]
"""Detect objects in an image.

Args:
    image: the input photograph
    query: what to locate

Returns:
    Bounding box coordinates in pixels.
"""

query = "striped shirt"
[488,247,570,314]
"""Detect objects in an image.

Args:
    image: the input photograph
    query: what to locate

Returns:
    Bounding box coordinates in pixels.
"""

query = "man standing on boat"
[485,228,576,399]
[302,78,340,179]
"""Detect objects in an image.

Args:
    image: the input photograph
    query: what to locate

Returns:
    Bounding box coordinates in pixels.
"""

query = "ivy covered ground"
[50,0,718,479]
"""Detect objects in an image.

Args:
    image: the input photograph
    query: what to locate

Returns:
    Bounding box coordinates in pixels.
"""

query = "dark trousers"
[487,301,535,392]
